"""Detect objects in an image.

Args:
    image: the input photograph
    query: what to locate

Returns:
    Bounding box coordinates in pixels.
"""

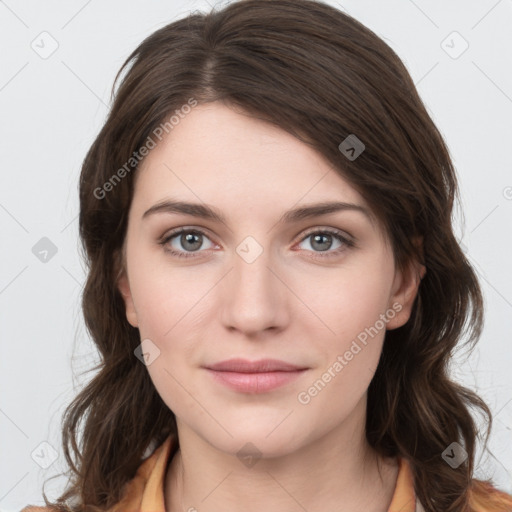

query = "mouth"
[203,358,309,393]
[204,358,308,373]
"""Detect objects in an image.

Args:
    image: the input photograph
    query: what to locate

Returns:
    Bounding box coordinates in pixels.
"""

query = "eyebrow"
[142,199,374,225]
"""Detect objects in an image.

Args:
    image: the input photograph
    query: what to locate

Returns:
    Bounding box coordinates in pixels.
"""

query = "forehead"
[131,102,368,217]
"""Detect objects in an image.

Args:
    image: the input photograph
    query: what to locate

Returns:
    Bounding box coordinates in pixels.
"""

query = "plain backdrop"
[1,0,511,509]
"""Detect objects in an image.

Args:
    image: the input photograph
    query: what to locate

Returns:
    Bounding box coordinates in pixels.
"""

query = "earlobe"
[386,255,426,331]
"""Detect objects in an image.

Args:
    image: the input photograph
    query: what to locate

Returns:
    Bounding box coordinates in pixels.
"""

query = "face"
[117,101,423,458]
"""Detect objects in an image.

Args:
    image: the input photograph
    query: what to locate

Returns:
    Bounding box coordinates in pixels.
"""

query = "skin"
[117,101,425,512]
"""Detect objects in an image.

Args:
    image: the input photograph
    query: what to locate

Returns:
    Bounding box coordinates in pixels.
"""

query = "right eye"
[159,228,217,258]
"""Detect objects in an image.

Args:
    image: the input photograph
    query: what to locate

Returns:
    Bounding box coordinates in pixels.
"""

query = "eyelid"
[298,225,354,243]
[159,225,218,245]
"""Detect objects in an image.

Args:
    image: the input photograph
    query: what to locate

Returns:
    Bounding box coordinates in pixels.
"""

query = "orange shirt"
[22,435,512,512]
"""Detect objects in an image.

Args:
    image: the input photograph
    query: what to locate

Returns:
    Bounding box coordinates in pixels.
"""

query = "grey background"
[1,0,511,509]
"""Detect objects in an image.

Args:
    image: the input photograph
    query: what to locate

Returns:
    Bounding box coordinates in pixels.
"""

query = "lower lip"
[205,369,307,393]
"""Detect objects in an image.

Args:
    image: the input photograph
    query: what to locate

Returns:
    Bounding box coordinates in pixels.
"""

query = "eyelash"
[158,227,355,260]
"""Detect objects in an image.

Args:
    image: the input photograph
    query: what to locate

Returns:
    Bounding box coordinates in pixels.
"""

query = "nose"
[219,242,289,337]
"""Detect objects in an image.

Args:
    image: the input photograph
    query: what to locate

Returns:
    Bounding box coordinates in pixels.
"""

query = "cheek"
[128,254,210,339]
[297,259,393,342]
[292,260,394,406]
[296,274,390,415]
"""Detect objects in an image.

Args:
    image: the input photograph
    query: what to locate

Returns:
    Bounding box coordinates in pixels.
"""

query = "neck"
[164,398,398,512]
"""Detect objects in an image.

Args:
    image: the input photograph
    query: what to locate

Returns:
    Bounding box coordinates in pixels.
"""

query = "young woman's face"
[118,101,422,458]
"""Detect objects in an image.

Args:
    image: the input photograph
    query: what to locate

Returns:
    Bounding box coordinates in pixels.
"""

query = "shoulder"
[469,479,512,512]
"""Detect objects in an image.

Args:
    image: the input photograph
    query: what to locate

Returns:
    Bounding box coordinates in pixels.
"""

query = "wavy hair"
[33,1,512,511]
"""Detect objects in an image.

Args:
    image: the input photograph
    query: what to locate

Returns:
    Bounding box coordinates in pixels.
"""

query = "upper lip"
[204,358,307,373]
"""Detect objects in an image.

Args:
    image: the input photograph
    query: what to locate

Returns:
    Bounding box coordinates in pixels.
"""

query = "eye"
[295,228,355,258]
[159,227,355,259]
[159,228,216,259]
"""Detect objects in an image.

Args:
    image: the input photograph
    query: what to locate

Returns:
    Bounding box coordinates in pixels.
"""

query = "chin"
[205,426,305,461]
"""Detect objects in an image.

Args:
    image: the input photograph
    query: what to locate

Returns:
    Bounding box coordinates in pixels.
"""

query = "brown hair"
[34,1,512,511]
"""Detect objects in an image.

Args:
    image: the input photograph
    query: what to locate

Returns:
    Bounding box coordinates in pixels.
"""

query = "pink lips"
[204,358,308,393]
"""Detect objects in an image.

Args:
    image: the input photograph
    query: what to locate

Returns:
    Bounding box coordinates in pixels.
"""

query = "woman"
[22,0,512,511]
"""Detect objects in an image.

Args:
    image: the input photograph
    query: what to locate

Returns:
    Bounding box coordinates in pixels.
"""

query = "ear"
[114,249,139,328]
[386,238,426,330]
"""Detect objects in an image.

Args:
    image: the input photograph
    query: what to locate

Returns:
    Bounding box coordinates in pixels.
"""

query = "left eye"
[159,228,354,259]
[297,229,352,254]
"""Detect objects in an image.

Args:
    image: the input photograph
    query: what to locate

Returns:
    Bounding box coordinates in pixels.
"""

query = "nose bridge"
[235,236,273,290]
[220,234,287,333]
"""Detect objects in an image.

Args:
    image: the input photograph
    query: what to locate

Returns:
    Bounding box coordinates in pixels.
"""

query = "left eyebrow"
[142,199,374,226]
[279,201,374,225]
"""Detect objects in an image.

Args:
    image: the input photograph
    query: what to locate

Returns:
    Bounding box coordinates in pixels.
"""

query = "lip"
[205,358,307,373]
[203,358,309,393]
